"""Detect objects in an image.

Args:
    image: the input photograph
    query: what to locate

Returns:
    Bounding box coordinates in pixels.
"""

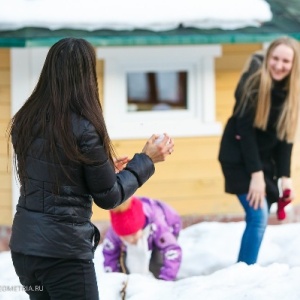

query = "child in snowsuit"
[102,196,182,281]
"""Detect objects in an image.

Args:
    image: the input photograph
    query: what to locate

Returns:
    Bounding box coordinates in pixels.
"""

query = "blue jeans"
[237,194,269,265]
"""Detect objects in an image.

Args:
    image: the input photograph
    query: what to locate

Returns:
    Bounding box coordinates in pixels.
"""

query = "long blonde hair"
[241,37,300,142]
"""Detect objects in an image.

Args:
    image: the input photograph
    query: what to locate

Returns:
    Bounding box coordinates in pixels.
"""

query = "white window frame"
[97,45,222,139]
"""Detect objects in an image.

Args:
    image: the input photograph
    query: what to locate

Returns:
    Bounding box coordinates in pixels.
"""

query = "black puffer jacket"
[9,113,155,260]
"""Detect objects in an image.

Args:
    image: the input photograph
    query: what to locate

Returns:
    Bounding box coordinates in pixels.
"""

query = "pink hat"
[110,197,146,236]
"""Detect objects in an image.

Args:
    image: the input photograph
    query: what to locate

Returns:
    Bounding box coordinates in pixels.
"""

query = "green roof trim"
[2,33,300,48]
[1,0,300,47]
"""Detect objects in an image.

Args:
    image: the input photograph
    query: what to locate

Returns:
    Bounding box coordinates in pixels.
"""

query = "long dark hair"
[8,37,116,185]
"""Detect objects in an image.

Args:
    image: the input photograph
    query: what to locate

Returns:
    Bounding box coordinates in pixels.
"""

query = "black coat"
[9,113,155,260]
[218,54,293,205]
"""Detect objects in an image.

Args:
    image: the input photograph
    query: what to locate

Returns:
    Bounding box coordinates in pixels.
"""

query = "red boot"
[277,189,291,220]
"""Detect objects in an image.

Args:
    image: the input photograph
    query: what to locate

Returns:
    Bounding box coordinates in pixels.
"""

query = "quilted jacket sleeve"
[80,121,155,209]
[273,140,293,177]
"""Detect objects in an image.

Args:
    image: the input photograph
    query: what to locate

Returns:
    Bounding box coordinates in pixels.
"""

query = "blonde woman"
[218,36,300,265]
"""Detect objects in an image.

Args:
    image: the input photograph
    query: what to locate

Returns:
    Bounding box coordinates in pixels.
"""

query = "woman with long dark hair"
[8,37,174,299]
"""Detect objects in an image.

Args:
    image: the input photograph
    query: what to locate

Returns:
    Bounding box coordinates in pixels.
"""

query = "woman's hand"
[114,156,130,173]
[281,177,295,201]
[142,133,174,163]
[247,171,266,209]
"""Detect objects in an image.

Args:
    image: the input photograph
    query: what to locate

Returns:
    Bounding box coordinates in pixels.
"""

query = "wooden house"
[1,0,300,229]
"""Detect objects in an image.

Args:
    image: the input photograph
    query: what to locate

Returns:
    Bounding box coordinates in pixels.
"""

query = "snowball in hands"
[155,134,170,144]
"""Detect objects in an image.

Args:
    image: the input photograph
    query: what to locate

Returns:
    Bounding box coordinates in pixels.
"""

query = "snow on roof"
[0,0,272,31]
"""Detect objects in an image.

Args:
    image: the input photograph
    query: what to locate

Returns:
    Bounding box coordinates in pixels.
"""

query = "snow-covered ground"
[1,220,300,300]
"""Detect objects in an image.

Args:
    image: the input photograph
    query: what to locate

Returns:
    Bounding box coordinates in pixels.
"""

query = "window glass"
[127,71,187,112]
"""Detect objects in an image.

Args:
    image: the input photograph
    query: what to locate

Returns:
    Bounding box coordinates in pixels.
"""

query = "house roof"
[0,0,272,32]
[0,0,299,47]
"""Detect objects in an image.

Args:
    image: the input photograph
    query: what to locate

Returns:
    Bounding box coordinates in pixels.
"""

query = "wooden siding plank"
[215,71,240,87]
[0,156,11,173]
[0,103,10,120]
[96,59,104,104]
[221,43,262,54]
[216,54,253,71]
[0,138,10,155]
[153,162,222,179]
[0,190,11,205]
[0,173,11,189]
[216,43,262,71]
[0,121,10,138]
[0,86,10,104]
[0,175,12,226]
[0,49,10,69]
[0,208,12,226]
[0,50,12,225]
[136,178,225,198]
[0,70,10,85]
